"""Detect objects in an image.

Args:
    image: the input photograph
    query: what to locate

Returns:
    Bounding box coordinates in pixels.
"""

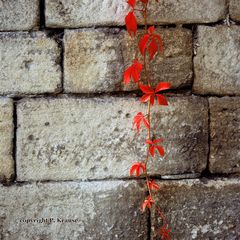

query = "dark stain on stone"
[28,135,34,141]
[44,122,50,126]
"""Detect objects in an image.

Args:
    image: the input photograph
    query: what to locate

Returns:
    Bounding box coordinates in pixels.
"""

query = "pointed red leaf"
[125,11,137,37]
[156,145,165,157]
[127,0,135,8]
[148,26,155,34]
[139,34,150,55]
[153,138,164,144]
[143,117,150,129]
[133,112,149,132]
[149,180,160,190]
[150,95,155,106]
[149,145,155,157]
[139,84,154,94]
[123,67,132,85]
[123,60,142,85]
[145,139,153,145]
[140,94,151,103]
[156,94,168,106]
[148,38,158,60]
[155,82,171,92]
[142,195,154,212]
[130,162,146,177]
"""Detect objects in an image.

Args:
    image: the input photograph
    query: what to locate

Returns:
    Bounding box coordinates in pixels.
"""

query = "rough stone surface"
[151,179,240,240]
[209,97,240,174]
[0,98,14,182]
[0,32,62,96]
[193,26,240,95]
[0,0,39,31]
[64,28,192,93]
[0,181,147,239]
[45,0,227,28]
[230,0,240,21]
[17,96,208,181]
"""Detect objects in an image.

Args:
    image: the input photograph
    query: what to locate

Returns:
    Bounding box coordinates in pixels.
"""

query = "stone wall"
[0,0,240,239]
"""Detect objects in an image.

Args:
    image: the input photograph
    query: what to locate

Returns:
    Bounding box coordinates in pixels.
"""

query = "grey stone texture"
[45,0,227,28]
[0,98,14,182]
[16,96,208,181]
[0,32,62,96]
[209,97,240,174]
[193,25,240,96]
[0,0,39,31]
[151,179,240,240]
[0,181,148,239]
[64,28,192,93]
[230,0,240,21]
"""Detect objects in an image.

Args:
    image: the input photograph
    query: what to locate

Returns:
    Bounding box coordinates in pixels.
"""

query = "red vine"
[124,0,172,239]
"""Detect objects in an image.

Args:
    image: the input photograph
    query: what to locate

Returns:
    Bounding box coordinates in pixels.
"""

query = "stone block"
[0,0,39,31]
[0,32,61,96]
[0,98,14,182]
[64,28,192,93]
[0,181,147,239]
[17,96,208,181]
[209,97,240,173]
[193,26,240,95]
[151,179,240,239]
[45,0,227,28]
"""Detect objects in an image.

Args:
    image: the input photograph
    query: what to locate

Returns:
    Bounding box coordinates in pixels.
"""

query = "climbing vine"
[123,0,171,239]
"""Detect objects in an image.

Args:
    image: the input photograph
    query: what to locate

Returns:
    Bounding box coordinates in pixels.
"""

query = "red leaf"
[145,139,153,145]
[146,138,164,158]
[123,67,132,85]
[150,95,155,105]
[130,162,146,177]
[123,60,143,85]
[159,224,171,240]
[125,11,137,37]
[156,145,165,157]
[142,195,154,212]
[153,138,164,144]
[133,112,149,132]
[156,94,168,106]
[148,26,155,34]
[139,34,150,55]
[149,145,155,157]
[140,94,150,103]
[155,82,171,92]
[148,38,158,60]
[142,117,150,129]
[139,84,154,94]
[149,180,160,190]
[127,0,135,8]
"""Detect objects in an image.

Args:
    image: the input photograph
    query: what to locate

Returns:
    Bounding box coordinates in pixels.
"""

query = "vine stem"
[142,2,153,199]
[141,0,168,227]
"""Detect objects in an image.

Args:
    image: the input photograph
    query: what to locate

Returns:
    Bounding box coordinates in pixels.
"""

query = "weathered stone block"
[0,32,61,96]
[230,0,240,21]
[151,179,240,239]
[17,96,208,181]
[0,181,147,239]
[0,98,14,182]
[0,0,39,31]
[193,26,240,95]
[209,97,240,173]
[45,0,227,28]
[64,28,192,93]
